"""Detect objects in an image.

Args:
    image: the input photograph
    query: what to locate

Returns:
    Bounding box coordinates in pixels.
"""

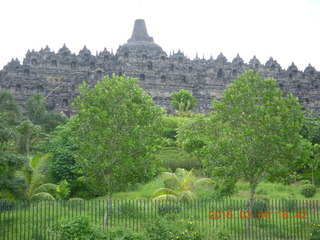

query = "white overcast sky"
[0,0,319,71]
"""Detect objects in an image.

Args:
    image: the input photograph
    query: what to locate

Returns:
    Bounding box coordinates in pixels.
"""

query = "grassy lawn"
[99,147,320,200]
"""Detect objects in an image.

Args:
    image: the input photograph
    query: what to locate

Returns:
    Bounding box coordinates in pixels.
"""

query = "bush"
[308,222,320,240]
[145,216,202,240]
[156,147,199,171]
[248,199,269,218]
[300,184,317,198]
[158,204,181,216]
[104,226,145,240]
[301,180,311,185]
[210,226,233,240]
[54,216,100,240]
[162,115,189,144]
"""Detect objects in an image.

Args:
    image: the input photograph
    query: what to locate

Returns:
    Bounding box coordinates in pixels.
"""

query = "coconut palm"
[16,120,42,155]
[0,90,22,125]
[16,153,57,201]
[153,168,212,201]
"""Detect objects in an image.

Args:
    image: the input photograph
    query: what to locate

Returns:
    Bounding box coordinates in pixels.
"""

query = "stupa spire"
[127,19,154,43]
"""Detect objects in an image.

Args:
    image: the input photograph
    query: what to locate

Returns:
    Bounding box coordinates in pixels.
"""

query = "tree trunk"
[250,184,256,203]
[103,192,112,230]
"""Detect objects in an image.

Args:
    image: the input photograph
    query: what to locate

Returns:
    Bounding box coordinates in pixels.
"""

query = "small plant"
[105,226,145,240]
[145,216,202,240]
[301,180,311,185]
[300,184,317,198]
[158,204,181,216]
[54,216,98,240]
[308,222,320,240]
[211,226,233,240]
[248,199,269,218]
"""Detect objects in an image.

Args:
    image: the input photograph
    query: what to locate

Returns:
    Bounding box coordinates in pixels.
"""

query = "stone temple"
[0,19,319,115]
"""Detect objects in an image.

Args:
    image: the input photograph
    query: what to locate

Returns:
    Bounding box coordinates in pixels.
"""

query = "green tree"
[170,89,197,115]
[0,90,27,199]
[44,124,80,191]
[41,111,67,132]
[70,74,163,200]
[26,94,46,125]
[203,70,311,201]
[16,120,42,155]
[0,90,22,126]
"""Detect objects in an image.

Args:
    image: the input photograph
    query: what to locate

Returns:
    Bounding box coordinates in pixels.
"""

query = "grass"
[233,181,320,200]
[110,177,164,200]
[107,177,320,201]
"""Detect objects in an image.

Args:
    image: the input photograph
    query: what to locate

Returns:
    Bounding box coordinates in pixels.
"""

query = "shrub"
[301,180,311,185]
[300,184,317,198]
[210,226,233,240]
[104,226,145,240]
[248,199,269,218]
[158,204,181,216]
[54,216,100,240]
[308,222,320,240]
[156,147,199,171]
[145,216,202,240]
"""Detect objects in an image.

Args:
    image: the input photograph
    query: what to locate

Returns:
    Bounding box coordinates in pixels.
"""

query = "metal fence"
[0,199,319,240]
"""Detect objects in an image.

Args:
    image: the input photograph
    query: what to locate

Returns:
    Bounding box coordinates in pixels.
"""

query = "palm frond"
[33,183,57,195]
[153,194,178,200]
[162,172,181,188]
[178,191,197,201]
[30,192,55,201]
[153,187,177,196]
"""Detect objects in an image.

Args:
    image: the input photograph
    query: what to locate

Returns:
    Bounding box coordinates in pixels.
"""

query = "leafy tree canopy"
[202,70,311,200]
[170,89,197,115]
[70,74,163,196]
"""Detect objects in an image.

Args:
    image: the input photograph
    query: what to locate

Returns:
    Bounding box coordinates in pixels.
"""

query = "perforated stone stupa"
[0,19,319,115]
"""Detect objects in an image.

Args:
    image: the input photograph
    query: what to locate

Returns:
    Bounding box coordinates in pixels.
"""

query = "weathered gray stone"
[0,19,319,115]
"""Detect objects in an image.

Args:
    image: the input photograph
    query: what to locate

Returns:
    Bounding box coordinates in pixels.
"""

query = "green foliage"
[301,115,320,144]
[157,204,181,216]
[15,120,42,155]
[249,199,269,218]
[156,147,199,171]
[104,226,145,240]
[154,168,212,201]
[202,70,311,200]
[0,153,27,198]
[54,216,100,240]
[145,216,202,240]
[171,89,197,114]
[161,115,189,146]
[177,115,210,165]
[301,180,311,185]
[26,93,67,133]
[45,124,79,188]
[56,180,70,200]
[210,226,233,240]
[71,74,163,195]
[300,184,317,198]
[0,90,22,126]
[16,153,57,200]
[26,94,46,125]
[308,222,320,240]
[41,111,68,133]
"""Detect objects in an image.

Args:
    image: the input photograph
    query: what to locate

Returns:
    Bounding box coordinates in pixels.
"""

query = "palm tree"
[0,90,22,125]
[16,120,42,155]
[16,153,57,200]
[153,168,212,201]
